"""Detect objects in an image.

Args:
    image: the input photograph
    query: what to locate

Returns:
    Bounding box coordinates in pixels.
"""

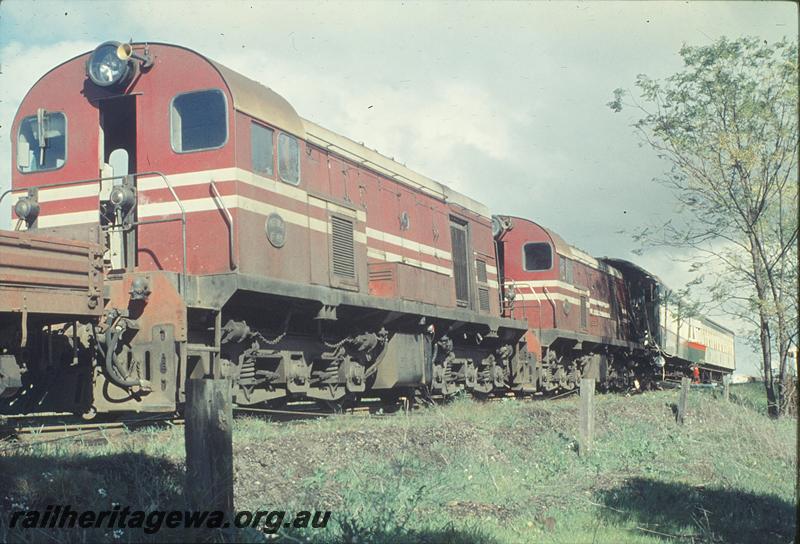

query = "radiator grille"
[476,259,488,283]
[580,296,588,329]
[331,216,356,278]
[478,287,490,312]
[451,224,469,304]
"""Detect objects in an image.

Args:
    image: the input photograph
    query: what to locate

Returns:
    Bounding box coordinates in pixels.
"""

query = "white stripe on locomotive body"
[513,279,589,295]
[35,209,99,228]
[510,280,611,311]
[14,167,461,274]
[14,168,462,278]
[513,276,733,368]
[507,280,611,308]
[589,308,612,319]
[15,182,100,203]
[514,291,610,314]
[366,248,452,277]
[366,227,452,261]
[32,192,454,275]
[17,168,451,261]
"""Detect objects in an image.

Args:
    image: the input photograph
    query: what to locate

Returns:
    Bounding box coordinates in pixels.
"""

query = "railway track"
[0,415,184,448]
[0,401,386,447]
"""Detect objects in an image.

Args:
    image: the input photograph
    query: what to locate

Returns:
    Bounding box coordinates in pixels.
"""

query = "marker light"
[86,41,132,87]
[109,186,136,211]
[14,196,39,223]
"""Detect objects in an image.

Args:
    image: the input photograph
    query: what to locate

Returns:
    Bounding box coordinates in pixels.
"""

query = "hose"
[104,324,141,389]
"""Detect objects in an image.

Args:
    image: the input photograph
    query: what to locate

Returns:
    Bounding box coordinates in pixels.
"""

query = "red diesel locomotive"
[0,41,733,417]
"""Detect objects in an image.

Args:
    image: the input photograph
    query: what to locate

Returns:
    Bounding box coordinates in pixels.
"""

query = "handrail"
[529,284,543,340]
[209,179,237,271]
[542,287,558,329]
[2,171,187,295]
[139,172,187,295]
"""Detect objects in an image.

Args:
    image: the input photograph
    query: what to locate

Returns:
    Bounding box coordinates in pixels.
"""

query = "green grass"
[727,381,771,415]
[0,387,795,543]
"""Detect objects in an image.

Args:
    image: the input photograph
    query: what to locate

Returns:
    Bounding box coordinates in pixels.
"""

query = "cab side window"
[171,89,227,153]
[523,242,552,271]
[17,111,67,172]
[251,122,274,176]
[278,133,300,185]
[559,256,573,283]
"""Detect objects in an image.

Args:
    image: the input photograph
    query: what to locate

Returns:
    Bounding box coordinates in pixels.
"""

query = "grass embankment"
[0,383,796,543]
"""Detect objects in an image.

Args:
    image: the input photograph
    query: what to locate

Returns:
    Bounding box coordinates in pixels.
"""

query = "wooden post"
[579,378,595,456]
[677,376,690,424]
[185,378,234,516]
[723,374,731,402]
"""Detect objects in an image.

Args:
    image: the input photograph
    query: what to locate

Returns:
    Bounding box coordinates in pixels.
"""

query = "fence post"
[185,378,234,518]
[677,376,690,425]
[579,378,595,456]
[723,374,731,402]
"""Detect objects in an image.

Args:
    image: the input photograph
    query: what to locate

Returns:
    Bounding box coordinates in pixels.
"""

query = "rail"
[1,171,187,294]
[209,179,237,270]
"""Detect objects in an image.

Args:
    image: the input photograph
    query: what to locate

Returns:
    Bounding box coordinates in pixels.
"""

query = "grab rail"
[209,179,237,271]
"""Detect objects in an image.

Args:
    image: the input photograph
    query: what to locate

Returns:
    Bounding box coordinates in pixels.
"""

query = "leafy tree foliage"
[609,37,798,417]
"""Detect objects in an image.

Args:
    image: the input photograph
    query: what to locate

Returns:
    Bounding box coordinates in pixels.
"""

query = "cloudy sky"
[0,1,795,375]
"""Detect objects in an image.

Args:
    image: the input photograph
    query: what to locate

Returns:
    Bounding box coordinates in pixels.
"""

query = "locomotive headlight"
[491,216,503,238]
[14,196,39,222]
[86,41,132,87]
[109,186,136,211]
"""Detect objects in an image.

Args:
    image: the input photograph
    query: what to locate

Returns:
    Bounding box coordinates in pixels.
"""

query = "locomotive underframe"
[188,272,531,408]
[535,329,733,393]
[1,268,532,416]
[536,329,664,393]
[1,265,734,417]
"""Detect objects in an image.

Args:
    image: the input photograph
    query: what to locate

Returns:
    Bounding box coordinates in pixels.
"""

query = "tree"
[608,37,798,417]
